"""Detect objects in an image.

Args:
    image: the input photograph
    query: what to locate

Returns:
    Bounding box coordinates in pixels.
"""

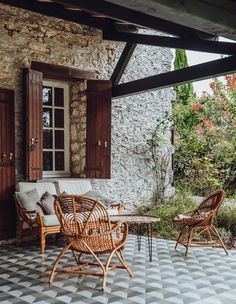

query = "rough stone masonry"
[0,3,175,209]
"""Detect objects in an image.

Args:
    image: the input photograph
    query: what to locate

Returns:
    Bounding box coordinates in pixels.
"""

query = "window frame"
[42,80,70,178]
[25,64,111,180]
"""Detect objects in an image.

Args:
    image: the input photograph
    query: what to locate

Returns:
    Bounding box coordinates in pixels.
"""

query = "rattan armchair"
[49,195,133,290]
[14,195,60,254]
[173,190,228,257]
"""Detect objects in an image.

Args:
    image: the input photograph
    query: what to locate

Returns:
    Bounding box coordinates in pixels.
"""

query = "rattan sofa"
[15,180,122,254]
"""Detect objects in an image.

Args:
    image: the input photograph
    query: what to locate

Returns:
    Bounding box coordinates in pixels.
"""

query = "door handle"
[104,141,108,148]
[30,137,39,151]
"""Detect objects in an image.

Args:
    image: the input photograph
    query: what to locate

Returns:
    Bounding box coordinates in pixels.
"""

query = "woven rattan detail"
[173,190,228,257]
[50,195,133,290]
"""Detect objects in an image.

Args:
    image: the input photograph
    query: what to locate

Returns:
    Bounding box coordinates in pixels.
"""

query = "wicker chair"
[49,195,133,290]
[173,190,228,257]
[14,195,60,254]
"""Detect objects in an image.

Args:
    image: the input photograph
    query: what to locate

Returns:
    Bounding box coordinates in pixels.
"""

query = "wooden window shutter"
[86,80,112,179]
[0,89,16,239]
[24,69,43,180]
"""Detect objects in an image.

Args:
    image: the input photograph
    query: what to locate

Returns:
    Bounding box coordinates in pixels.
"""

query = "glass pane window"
[54,87,64,107]
[43,151,53,171]
[55,152,65,170]
[42,81,69,177]
[43,129,53,149]
[43,86,52,105]
[55,109,64,128]
[55,130,64,149]
[43,108,52,127]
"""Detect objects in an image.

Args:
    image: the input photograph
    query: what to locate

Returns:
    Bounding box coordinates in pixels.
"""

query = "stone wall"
[70,81,87,177]
[92,37,175,209]
[0,3,175,210]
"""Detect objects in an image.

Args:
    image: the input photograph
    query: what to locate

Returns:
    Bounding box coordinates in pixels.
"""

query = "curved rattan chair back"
[198,189,224,215]
[174,189,227,256]
[51,195,133,290]
[55,195,114,248]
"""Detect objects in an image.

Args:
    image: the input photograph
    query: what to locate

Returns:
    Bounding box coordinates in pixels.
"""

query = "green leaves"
[174,49,195,105]
[174,75,236,196]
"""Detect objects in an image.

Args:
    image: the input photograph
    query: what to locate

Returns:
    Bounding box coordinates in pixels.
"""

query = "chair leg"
[102,274,107,291]
[115,250,133,277]
[49,242,72,284]
[206,227,213,243]
[72,251,85,267]
[175,227,185,249]
[82,242,106,289]
[17,223,23,246]
[40,231,46,254]
[210,225,228,255]
[185,228,193,257]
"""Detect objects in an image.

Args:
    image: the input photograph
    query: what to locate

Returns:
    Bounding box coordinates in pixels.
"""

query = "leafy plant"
[173,75,236,196]
[174,49,195,104]
[138,190,196,239]
[146,112,173,204]
[138,191,236,246]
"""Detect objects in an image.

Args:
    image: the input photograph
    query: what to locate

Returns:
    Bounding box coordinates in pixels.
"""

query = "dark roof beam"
[110,43,137,85]
[112,55,236,98]
[104,31,236,55]
[53,0,207,38]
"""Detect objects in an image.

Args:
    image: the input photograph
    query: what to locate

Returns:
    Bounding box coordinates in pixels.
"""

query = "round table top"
[110,214,160,224]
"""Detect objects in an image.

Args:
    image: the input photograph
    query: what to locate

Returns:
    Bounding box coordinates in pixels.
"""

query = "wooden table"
[110,214,160,262]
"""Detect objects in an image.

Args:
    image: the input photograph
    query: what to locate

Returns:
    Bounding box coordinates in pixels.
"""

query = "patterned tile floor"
[1,235,236,304]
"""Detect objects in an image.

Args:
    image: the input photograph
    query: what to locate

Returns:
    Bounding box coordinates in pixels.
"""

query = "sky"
[186,51,222,96]
[185,37,232,96]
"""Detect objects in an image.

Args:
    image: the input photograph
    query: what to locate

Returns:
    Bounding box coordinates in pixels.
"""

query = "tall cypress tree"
[174,49,194,104]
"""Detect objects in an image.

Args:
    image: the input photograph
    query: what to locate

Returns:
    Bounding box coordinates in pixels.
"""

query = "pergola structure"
[1,0,236,97]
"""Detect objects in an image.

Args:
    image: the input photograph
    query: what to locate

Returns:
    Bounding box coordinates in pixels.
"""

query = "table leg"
[147,223,153,262]
[137,224,142,251]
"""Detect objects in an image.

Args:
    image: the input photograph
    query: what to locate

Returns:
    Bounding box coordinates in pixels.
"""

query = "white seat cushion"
[56,180,92,195]
[43,214,60,226]
[18,182,57,198]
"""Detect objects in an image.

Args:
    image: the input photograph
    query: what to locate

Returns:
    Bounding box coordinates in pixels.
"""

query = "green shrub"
[216,205,236,237]
[138,191,236,246]
[173,76,236,196]
[138,191,196,240]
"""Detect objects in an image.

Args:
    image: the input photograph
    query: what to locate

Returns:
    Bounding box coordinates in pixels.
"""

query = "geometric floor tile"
[1,235,236,303]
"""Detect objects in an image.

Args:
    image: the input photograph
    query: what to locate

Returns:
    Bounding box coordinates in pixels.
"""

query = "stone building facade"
[0,3,175,209]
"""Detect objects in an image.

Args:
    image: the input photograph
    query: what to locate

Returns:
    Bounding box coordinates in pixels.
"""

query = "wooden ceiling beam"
[0,0,112,30]
[104,31,236,55]
[110,43,137,85]
[112,55,236,98]
[53,0,204,37]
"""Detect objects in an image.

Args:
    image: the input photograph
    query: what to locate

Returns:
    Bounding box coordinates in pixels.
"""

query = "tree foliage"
[174,49,195,104]
[173,75,236,196]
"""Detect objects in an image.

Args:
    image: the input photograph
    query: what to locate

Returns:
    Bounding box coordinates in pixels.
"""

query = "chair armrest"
[20,209,43,227]
[14,195,44,227]
[174,211,213,224]
[101,221,128,237]
[109,202,124,215]
[111,221,125,231]
[79,221,128,238]
[110,202,124,209]
[182,208,198,216]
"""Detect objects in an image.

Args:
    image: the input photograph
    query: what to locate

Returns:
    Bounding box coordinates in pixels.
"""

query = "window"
[42,80,70,177]
[24,68,111,181]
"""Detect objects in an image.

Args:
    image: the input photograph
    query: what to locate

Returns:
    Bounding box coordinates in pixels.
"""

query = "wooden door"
[24,69,43,180]
[0,89,16,239]
[86,80,112,178]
